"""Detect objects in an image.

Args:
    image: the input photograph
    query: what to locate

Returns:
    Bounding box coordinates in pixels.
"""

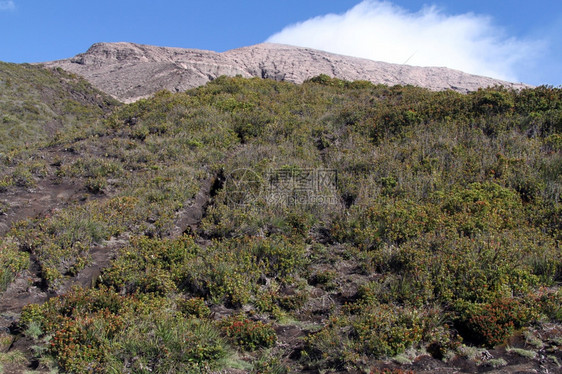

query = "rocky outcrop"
[43,42,529,103]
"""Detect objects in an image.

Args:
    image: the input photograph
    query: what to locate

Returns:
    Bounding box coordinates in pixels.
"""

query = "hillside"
[0,74,560,373]
[43,42,529,102]
[0,62,119,153]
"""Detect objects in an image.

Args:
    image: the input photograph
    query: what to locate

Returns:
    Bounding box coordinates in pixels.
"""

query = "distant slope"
[0,62,119,152]
[43,42,529,103]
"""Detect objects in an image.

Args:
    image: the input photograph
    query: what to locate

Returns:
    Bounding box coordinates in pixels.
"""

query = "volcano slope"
[0,71,561,373]
[43,42,529,103]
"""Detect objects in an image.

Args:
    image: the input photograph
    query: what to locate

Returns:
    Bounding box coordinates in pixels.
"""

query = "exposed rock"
[43,42,529,103]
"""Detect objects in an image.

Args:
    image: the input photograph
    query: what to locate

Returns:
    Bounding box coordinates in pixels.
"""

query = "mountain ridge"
[43,42,529,102]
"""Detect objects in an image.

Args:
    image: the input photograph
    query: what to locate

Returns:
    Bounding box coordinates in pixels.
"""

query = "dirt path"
[169,170,223,243]
[0,179,84,236]
[169,177,213,238]
[55,236,128,295]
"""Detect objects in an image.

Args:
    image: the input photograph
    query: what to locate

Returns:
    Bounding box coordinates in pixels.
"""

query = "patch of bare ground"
[169,172,221,241]
[55,236,128,295]
[0,179,84,237]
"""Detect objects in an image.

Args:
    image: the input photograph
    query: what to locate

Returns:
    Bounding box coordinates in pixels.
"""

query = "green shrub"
[276,289,309,311]
[251,352,289,374]
[331,199,437,250]
[533,288,562,321]
[250,235,308,278]
[19,303,44,330]
[353,304,425,357]
[0,239,29,292]
[457,297,536,347]
[310,269,339,291]
[49,310,123,373]
[11,166,36,188]
[110,312,228,373]
[85,176,107,194]
[0,176,14,192]
[101,235,198,294]
[221,314,277,351]
[178,297,211,318]
[439,181,522,236]
[175,236,307,306]
[304,316,354,369]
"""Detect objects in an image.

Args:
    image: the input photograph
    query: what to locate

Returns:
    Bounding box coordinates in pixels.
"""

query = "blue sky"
[1,0,560,86]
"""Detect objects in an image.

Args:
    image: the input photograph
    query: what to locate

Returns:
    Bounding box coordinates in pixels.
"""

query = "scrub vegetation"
[1,67,561,373]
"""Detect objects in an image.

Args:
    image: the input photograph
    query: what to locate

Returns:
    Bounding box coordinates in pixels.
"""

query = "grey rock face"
[43,42,529,103]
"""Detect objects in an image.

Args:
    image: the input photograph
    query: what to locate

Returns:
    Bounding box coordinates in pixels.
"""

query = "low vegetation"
[1,68,561,372]
[0,62,118,153]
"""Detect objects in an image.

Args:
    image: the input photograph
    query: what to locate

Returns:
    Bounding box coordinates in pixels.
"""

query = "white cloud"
[0,1,15,11]
[266,1,543,82]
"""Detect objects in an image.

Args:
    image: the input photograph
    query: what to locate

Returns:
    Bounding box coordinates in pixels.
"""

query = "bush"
[49,310,123,373]
[0,240,29,292]
[85,176,107,194]
[178,297,211,318]
[19,303,44,330]
[533,288,562,322]
[111,312,228,373]
[458,297,536,347]
[100,235,198,294]
[221,315,277,351]
[353,304,425,358]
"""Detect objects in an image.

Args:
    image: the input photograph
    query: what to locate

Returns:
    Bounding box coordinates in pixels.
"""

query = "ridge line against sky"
[1,0,560,86]
[267,1,543,83]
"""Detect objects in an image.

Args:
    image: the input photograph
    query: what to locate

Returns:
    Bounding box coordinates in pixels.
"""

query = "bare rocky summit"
[43,42,529,103]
